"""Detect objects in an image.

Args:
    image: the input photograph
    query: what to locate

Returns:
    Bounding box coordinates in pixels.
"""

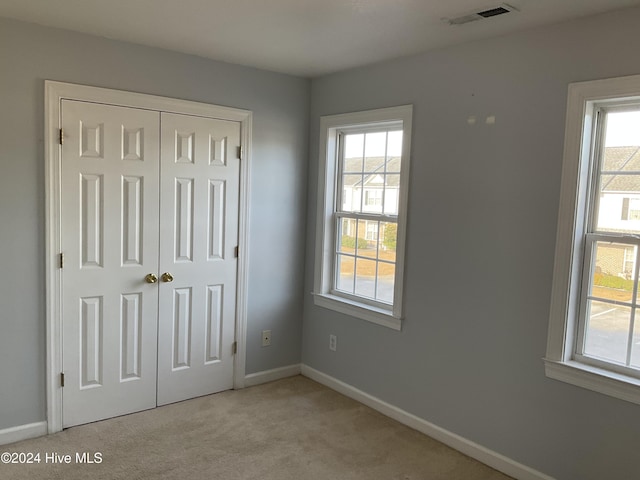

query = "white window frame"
[545,74,640,405]
[313,105,412,331]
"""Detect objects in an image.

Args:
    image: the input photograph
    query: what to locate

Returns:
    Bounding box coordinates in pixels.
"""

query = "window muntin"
[576,106,640,376]
[333,129,401,306]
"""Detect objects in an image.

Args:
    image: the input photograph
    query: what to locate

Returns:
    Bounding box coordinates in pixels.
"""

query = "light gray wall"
[0,17,308,430]
[303,7,640,480]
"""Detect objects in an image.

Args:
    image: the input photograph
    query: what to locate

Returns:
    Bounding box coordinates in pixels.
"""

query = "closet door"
[156,113,240,405]
[60,100,160,427]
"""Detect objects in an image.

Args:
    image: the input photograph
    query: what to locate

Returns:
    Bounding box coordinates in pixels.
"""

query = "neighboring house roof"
[602,146,640,193]
[343,156,401,187]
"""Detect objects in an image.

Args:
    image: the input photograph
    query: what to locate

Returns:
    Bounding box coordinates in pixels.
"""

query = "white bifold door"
[60,100,240,428]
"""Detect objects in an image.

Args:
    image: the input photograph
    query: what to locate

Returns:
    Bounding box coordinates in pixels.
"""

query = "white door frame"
[44,80,252,434]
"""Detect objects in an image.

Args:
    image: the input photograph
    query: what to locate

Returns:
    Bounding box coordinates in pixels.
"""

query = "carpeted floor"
[0,376,512,479]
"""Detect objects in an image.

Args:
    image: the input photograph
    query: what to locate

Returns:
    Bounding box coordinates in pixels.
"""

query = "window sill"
[544,358,640,406]
[312,293,402,331]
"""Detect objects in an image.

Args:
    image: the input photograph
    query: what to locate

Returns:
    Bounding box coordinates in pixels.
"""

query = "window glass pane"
[357,220,377,258]
[364,132,387,159]
[343,220,380,258]
[386,130,403,173]
[387,130,403,156]
[364,131,386,172]
[597,109,640,233]
[343,157,363,174]
[338,218,358,253]
[603,111,640,148]
[597,178,640,233]
[385,156,402,174]
[336,254,354,294]
[364,156,385,173]
[589,242,635,303]
[584,300,630,364]
[341,175,363,212]
[376,262,395,304]
[355,258,377,299]
[343,134,364,173]
[380,222,397,263]
[384,174,401,215]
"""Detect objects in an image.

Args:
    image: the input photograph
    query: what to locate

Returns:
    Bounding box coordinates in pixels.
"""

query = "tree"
[383,223,397,250]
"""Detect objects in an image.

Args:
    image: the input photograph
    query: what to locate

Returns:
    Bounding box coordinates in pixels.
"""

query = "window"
[364,189,383,208]
[623,246,636,279]
[621,197,640,221]
[546,74,640,404]
[313,106,412,330]
[365,221,379,241]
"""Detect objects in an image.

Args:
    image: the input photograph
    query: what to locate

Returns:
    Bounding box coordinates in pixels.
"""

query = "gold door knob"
[145,273,158,284]
[161,272,174,283]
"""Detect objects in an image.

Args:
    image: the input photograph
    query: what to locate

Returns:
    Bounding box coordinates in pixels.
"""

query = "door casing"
[45,80,252,433]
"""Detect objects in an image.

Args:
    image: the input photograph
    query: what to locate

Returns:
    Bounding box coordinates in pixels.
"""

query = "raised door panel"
[174,178,194,262]
[61,100,160,428]
[121,293,142,380]
[80,174,104,267]
[122,176,143,266]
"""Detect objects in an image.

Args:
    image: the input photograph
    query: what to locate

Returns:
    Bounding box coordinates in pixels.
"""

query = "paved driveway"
[585,301,640,366]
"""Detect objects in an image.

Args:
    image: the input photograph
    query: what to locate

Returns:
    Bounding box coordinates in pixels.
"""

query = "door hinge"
[59,128,64,145]
[60,372,65,387]
[237,146,242,159]
[59,253,64,269]
[232,341,237,355]
[234,246,239,258]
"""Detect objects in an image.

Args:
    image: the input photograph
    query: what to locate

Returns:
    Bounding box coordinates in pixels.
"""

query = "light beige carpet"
[0,376,512,479]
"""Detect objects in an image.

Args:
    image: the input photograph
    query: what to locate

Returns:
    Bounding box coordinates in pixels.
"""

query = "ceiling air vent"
[445,3,518,26]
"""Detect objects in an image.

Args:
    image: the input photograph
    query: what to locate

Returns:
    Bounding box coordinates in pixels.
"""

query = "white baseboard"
[244,363,301,387]
[0,421,48,446]
[301,365,554,480]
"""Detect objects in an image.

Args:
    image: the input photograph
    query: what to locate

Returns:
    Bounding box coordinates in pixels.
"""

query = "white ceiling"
[1,0,639,77]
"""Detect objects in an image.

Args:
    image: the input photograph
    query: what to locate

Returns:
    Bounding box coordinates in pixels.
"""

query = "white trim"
[313,105,412,329]
[45,81,64,435]
[301,365,555,480]
[44,80,252,433]
[313,293,401,330]
[546,73,640,400]
[233,113,252,390]
[544,359,640,405]
[0,422,48,446]
[244,364,301,387]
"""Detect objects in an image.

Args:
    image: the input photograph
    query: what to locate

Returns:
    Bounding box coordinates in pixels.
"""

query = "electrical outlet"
[329,334,337,351]
[262,330,271,347]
